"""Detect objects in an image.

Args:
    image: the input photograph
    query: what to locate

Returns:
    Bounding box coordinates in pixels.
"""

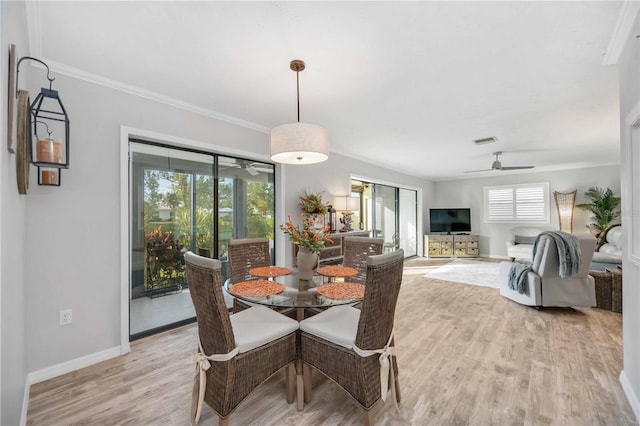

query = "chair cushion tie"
[352,329,399,410]
[190,340,239,424]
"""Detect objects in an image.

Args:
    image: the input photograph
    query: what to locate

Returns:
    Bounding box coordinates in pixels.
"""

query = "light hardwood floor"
[27,258,637,425]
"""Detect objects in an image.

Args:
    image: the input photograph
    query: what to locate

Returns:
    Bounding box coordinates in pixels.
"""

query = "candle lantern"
[30,84,70,168]
[17,56,70,186]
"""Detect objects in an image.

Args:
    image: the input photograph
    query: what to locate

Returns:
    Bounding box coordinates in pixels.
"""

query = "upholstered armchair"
[498,233,597,307]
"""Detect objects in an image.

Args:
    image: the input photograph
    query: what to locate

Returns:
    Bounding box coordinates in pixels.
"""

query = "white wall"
[24,73,270,373]
[432,165,620,257]
[17,62,433,377]
[1,1,29,424]
[619,7,640,422]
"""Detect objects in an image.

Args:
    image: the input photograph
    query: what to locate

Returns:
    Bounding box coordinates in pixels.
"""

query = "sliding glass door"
[217,156,276,267]
[373,183,398,251]
[129,141,274,339]
[399,188,418,256]
[353,179,417,257]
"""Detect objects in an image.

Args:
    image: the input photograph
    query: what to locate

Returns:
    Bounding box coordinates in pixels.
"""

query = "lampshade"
[270,122,329,164]
[333,196,359,212]
[554,190,576,233]
[270,59,329,165]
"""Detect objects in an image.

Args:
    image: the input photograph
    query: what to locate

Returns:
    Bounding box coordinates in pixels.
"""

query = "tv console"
[424,234,479,258]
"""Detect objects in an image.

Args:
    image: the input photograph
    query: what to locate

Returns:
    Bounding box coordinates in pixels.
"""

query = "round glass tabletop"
[224,271,364,309]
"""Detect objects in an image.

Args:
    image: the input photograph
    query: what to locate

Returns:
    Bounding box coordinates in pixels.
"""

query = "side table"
[589,270,612,310]
[608,267,623,313]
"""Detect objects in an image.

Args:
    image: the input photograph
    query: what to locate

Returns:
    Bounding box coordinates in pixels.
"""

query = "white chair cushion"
[299,305,360,350]
[230,305,299,353]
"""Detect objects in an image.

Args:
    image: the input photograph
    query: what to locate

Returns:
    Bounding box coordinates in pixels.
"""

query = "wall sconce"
[16,56,70,186]
[554,190,577,233]
[333,196,359,232]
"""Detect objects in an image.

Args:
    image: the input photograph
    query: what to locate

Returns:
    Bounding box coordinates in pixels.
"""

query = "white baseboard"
[19,381,29,426]
[620,370,640,423]
[19,345,123,426]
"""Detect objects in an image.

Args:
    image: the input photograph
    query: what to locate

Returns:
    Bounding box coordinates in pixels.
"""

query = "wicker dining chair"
[228,238,271,313]
[300,249,405,425]
[342,236,384,284]
[228,237,271,283]
[185,252,298,426]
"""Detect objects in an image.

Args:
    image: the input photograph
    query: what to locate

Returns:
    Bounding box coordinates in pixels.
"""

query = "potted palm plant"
[576,186,621,236]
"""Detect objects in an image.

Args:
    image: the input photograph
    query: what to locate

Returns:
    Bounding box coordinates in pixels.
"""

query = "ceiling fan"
[465,151,535,173]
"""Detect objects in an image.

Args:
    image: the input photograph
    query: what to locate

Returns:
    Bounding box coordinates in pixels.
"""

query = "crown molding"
[43,59,270,133]
[603,0,640,65]
[22,1,269,134]
[24,0,41,57]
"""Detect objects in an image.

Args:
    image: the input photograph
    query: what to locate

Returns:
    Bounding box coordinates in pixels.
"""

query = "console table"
[424,234,479,258]
[294,230,370,265]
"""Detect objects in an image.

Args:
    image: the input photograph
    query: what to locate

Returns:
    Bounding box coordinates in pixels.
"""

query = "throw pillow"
[514,236,536,245]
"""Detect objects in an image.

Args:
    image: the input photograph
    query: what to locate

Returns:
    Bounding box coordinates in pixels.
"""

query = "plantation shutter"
[485,183,549,223]
[486,188,514,221]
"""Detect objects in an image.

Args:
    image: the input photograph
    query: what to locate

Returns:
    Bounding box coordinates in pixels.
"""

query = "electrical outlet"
[59,309,72,326]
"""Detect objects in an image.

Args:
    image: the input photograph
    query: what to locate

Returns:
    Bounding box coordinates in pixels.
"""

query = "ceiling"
[30,1,624,180]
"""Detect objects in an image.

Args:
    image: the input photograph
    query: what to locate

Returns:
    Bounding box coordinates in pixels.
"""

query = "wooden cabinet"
[425,234,453,258]
[294,231,370,264]
[424,234,479,258]
[453,235,479,257]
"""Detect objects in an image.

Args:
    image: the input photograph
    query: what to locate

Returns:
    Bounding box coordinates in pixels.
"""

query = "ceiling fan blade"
[499,165,535,171]
[464,168,495,173]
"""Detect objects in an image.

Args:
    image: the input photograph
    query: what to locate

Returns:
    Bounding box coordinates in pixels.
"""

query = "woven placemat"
[316,266,358,277]
[249,266,292,277]
[229,280,285,297]
[316,282,365,300]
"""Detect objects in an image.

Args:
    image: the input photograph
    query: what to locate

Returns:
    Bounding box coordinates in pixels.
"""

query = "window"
[484,182,549,223]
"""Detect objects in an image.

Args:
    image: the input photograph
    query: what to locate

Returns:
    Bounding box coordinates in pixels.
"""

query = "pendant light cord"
[296,70,300,123]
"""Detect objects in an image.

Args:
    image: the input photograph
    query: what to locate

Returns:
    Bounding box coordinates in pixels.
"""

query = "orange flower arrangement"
[280,213,333,254]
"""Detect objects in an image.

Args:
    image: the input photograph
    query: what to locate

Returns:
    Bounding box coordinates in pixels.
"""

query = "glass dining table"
[223,265,365,410]
[223,265,364,322]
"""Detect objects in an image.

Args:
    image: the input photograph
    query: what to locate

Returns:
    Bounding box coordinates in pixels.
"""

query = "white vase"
[297,247,319,280]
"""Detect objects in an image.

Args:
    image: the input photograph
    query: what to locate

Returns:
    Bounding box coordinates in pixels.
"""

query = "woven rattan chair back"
[185,252,236,356]
[185,251,297,424]
[228,238,270,283]
[355,249,405,351]
[342,236,384,284]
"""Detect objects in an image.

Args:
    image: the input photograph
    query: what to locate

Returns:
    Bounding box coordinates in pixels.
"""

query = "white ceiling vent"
[473,136,498,145]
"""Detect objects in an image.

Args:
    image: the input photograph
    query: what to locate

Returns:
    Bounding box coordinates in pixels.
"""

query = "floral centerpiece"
[299,191,329,215]
[280,213,333,254]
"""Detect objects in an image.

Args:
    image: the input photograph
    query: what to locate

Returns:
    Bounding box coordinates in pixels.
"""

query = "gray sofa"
[590,224,622,271]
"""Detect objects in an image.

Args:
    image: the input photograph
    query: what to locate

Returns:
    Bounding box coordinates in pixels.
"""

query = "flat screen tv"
[429,208,471,233]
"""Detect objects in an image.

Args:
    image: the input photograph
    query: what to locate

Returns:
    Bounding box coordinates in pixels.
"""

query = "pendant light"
[270,60,329,165]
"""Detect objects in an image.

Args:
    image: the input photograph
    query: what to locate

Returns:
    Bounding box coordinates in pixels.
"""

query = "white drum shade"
[333,196,359,212]
[270,122,329,165]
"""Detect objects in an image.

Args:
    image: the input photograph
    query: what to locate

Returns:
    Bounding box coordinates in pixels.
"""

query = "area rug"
[425,259,501,288]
